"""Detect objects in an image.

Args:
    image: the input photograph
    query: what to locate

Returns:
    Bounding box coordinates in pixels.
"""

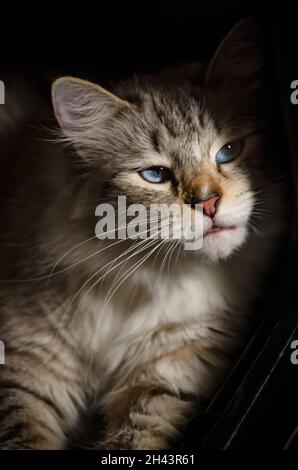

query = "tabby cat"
[0,19,285,449]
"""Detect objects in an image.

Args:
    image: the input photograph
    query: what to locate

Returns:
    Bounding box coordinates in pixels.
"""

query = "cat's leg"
[0,343,82,449]
[0,378,66,449]
[99,382,196,450]
[98,324,234,450]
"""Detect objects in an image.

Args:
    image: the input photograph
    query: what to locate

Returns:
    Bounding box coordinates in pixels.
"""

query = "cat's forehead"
[141,89,221,164]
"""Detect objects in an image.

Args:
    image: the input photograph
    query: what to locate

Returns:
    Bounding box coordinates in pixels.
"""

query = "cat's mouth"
[205,225,235,236]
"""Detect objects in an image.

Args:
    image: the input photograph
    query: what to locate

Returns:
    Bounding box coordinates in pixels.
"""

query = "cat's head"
[52,19,271,263]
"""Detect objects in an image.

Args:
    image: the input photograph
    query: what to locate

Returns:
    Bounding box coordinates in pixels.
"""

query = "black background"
[1,1,295,86]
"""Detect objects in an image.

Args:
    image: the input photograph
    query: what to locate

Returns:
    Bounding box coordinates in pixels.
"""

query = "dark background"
[0,1,296,88]
[3,2,256,77]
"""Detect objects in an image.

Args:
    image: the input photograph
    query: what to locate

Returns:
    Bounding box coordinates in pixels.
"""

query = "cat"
[0,18,285,449]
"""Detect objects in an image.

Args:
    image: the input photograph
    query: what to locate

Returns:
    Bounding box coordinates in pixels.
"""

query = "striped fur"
[0,19,285,449]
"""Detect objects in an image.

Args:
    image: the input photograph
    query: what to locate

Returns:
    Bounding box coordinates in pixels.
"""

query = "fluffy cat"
[0,19,285,449]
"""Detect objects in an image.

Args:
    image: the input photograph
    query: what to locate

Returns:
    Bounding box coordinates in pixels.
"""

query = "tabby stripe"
[0,404,23,422]
[4,351,79,384]
[47,326,87,363]
[151,129,160,153]
[0,422,28,443]
[0,408,59,440]
[0,379,64,419]
[5,343,80,375]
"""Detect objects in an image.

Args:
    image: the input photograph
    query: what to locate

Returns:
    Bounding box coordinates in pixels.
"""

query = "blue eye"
[139,166,171,184]
[215,139,243,164]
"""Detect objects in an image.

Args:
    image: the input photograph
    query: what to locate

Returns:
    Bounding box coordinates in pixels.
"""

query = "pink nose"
[201,195,220,217]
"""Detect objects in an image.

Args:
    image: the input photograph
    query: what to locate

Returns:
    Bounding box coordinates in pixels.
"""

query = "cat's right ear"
[51,77,130,135]
[205,18,263,86]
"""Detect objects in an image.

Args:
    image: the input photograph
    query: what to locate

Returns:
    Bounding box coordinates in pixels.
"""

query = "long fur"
[0,19,286,449]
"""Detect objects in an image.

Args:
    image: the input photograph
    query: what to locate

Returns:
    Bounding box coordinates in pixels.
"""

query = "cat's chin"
[186,225,248,262]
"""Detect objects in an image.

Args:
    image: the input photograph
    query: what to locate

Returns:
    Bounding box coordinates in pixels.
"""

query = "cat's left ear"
[205,18,263,86]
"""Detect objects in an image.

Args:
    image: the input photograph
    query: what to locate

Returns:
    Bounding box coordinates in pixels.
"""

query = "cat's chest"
[76,263,242,364]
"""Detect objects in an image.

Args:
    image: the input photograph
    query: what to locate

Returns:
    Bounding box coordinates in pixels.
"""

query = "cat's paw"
[132,434,170,450]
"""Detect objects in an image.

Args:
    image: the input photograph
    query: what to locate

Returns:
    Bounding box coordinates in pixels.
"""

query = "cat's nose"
[200,194,221,217]
[187,192,221,217]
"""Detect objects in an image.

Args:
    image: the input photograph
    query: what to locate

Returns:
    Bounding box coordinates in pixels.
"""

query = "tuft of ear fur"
[52,77,130,135]
[51,77,133,160]
[205,18,263,86]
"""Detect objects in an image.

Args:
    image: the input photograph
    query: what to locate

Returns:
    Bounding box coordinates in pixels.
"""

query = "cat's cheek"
[200,226,248,261]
